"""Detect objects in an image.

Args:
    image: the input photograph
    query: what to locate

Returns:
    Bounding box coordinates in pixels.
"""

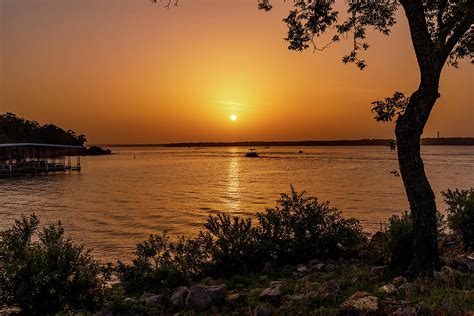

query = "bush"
[379,210,446,273]
[254,188,366,265]
[119,188,367,293]
[443,188,474,249]
[0,214,105,314]
[384,211,413,273]
[117,231,212,294]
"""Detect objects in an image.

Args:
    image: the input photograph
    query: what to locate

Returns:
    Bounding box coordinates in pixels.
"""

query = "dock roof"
[0,143,83,149]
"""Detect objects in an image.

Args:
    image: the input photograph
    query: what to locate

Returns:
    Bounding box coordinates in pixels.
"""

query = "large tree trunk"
[395,86,441,277]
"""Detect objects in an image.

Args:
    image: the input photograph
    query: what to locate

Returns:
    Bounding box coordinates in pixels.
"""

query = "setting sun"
[230,114,237,121]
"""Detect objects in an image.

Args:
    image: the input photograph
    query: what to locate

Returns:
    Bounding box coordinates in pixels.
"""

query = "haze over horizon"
[1,0,473,144]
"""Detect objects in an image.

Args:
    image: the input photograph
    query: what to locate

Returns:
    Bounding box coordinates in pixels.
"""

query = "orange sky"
[0,0,472,144]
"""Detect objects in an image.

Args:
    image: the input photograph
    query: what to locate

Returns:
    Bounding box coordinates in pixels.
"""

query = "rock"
[0,307,22,316]
[296,265,308,273]
[392,276,408,288]
[322,279,341,301]
[226,292,242,302]
[226,292,245,307]
[439,266,463,282]
[434,299,464,316]
[464,311,474,316]
[340,291,379,315]
[453,254,474,273]
[171,286,189,308]
[207,284,227,305]
[123,297,135,303]
[254,304,271,316]
[185,285,212,311]
[139,293,163,306]
[259,281,283,299]
[398,282,414,295]
[379,283,398,295]
[309,263,326,272]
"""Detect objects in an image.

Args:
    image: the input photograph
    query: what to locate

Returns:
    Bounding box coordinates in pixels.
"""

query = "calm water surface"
[1,146,473,261]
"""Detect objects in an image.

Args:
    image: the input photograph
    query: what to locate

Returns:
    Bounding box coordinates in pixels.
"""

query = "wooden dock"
[0,143,83,177]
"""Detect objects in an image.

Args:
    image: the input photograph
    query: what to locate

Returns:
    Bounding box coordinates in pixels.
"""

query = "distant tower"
[437,131,440,139]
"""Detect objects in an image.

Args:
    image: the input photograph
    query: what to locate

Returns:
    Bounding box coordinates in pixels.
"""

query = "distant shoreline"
[99,137,474,147]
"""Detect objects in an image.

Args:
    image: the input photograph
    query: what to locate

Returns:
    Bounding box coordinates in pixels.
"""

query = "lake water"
[1,146,473,262]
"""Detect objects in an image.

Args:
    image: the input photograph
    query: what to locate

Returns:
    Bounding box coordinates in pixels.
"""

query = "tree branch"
[439,3,474,65]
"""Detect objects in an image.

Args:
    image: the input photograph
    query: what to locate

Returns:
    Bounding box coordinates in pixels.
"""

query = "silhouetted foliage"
[384,212,414,274]
[0,112,86,146]
[443,188,474,249]
[0,215,105,314]
[117,231,213,294]
[118,188,367,294]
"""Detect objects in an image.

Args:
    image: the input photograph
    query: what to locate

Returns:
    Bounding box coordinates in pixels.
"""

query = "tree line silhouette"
[0,113,86,146]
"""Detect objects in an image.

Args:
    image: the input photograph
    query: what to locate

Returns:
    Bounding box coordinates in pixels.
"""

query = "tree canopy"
[0,113,86,146]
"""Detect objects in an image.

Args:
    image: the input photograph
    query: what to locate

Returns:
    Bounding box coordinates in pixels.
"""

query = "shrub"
[254,188,367,265]
[443,188,474,249]
[384,211,413,273]
[0,214,105,314]
[117,231,212,294]
[119,188,367,293]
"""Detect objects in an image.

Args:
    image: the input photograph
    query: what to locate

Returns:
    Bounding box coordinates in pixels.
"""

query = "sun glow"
[230,114,237,121]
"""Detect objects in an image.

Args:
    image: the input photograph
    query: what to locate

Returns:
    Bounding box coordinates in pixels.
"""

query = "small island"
[82,145,112,156]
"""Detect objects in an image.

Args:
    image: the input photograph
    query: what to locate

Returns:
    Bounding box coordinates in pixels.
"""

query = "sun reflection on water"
[226,150,241,212]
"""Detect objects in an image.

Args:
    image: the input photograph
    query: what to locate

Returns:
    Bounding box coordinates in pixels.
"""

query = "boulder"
[139,293,163,306]
[259,281,283,299]
[392,276,408,288]
[434,299,464,316]
[379,284,398,295]
[464,311,474,316]
[207,284,227,305]
[185,285,212,310]
[254,304,271,316]
[340,291,379,315]
[171,286,189,309]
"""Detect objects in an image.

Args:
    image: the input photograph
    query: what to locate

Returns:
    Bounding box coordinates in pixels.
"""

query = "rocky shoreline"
[88,251,473,315]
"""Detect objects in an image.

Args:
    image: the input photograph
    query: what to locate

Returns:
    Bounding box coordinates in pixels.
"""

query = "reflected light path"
[226,150,241,212]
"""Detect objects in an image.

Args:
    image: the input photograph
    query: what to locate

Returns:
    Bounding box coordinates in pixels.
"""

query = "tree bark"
[395,84,441,277]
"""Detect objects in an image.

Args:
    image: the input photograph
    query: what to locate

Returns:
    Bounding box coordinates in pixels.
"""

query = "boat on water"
[245,149,259,158]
